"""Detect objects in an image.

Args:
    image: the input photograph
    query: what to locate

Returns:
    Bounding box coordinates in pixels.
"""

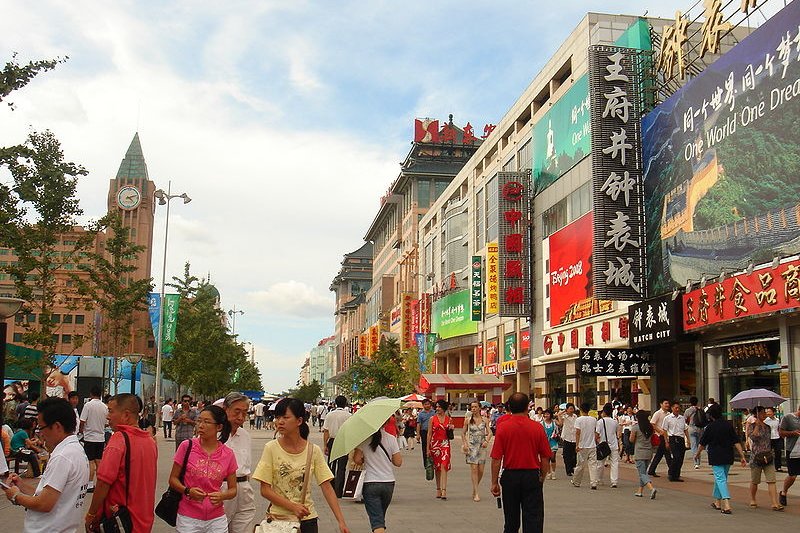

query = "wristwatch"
[184,486,191,496]
[10,492,20,506]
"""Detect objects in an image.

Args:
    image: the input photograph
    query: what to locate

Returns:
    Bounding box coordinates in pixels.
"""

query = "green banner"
[532,74,590,190]
[432,289,478,340]
[162,294,180,354]
[504,333,516,362]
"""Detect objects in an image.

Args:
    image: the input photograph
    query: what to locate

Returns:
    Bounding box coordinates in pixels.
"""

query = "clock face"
[116,185,141,210]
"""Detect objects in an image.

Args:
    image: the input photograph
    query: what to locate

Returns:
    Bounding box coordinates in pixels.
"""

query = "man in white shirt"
[161,399,174,438]
[254,401,265,430]
[662,401,690,482]
[572,402,599,489]
[595,404,620,488]
[323,395,352,497]
[647,399,673,477]
[558,403,578,477]
[79,386,108,491]
[2,397,89,533]
[222,392,256,533]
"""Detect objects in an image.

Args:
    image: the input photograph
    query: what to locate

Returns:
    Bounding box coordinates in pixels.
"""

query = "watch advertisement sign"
[629,294,681,348]
[432,289,478,339]
[578,348,652,376]
[503,333,516,363]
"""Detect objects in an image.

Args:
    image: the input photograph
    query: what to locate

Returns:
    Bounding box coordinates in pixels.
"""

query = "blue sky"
[1,1,774,392]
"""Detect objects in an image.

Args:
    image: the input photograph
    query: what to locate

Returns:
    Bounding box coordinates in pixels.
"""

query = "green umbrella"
[329,397,401,460]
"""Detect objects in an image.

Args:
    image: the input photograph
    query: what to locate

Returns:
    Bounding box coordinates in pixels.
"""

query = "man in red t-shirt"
[490,392,552,533]
[84,394,158,533]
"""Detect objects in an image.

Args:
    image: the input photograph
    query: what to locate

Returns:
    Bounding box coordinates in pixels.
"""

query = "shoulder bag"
[155,439,193,527]
[444,416,455,441]
[254,443,314,533]
[98,432,134,533]
[596,419,612,460]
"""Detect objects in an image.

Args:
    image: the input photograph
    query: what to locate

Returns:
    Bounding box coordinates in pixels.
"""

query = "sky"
[0,0,780,393]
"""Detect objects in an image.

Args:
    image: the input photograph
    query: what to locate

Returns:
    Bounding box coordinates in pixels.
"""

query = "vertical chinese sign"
[148,292,180,355]
[471,256,483,321]
[401,293,413,349]
[589,46,646,300]
[496,171,531,317]
[486,243,500,314]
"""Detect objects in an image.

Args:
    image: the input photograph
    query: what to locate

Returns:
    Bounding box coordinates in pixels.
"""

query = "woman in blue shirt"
[541,409,560,480]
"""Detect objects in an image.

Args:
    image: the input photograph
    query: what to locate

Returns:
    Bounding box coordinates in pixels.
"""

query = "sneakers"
[780,491,788,507]
[634,492,643,497]
[550,473,556,480]
[611,483,618,488]
[650,488,658,500]
[591,485,597,490]
[694,464,700,470]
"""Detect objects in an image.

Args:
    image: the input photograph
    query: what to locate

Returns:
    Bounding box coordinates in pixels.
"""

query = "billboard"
[642,0,800,296]
[431,289,478,339]
[546,212,614,327]
[497,172,531,317]
[578,348,652,376]
[486,338,498,365]
[503,333,516,362]
[532,75,591,190]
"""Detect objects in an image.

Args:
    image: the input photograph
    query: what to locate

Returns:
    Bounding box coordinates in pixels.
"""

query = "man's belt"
[236,475,249,482]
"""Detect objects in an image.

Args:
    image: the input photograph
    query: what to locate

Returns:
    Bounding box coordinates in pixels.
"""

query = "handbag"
[254,443,314,533]
[342,467,362,499]
[596,419,612,460]
[650,431,661,447]
[425,456,434,481]
[98,432,133,533]
[155,439,192,527]
[444,416,454,440]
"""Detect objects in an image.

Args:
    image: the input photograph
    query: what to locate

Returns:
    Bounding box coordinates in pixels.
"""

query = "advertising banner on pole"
[487,243,500,314]
[148,292,180,355]
[497,172,531,317]
[471,256,483,321]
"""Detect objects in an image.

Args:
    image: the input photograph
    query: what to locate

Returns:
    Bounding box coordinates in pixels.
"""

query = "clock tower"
[106,132,157,356]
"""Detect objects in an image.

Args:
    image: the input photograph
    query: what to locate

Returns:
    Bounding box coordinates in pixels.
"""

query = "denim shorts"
[362,481,395,530]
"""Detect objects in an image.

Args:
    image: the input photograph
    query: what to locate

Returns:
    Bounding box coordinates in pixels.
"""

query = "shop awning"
[418,373,513,393]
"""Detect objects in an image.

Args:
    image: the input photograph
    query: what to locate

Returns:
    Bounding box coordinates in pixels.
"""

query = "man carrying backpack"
[684,396,708,469]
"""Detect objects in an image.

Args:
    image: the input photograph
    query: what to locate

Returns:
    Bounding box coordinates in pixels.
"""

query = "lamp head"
[181,193,192,204]
[0,297,25,319]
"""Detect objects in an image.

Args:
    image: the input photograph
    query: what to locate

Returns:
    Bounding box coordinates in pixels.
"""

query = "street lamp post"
[153,182,191,420]
[125,353,144,395]
[0,297,25,425]
[228,306,244,337]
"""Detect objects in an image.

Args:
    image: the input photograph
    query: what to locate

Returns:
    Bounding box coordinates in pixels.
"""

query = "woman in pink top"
[169,405,238,533]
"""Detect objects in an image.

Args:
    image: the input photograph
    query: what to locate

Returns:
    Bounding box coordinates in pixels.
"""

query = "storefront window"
[547,370,566,407]
[579,374,597,409]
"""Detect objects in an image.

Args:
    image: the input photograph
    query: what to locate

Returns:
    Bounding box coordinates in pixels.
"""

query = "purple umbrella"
[729,388,786,410]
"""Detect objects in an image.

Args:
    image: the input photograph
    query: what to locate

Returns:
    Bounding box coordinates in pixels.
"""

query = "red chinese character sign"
[414,119,440,143]
[589,46,647,301]
[682,258,800,331]
[496,171,531,317]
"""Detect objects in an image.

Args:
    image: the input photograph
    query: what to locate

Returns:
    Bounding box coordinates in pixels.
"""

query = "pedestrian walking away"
[595,404,620,488]
[162,399,175,438]
[461,400,492,501]
[2,397,90,533]
[629,409,658,500]
[80,386,108,492]
[322,395,352,498]
[662,401,690,482]
[746,406,784,510]
[684,396,707,469]
[572,402,599,489]
[353,425,402,533]
[170,405,238,533]
[416,398,435,470]
[778,403,800,506]
[558,403,577,477]
[695,403,747,514]
[490,392,552,533]
[253,398,351,533]
[223,392,257,533]
[647,399,673,477]
[426,399,454,500]
[84,393,158,533]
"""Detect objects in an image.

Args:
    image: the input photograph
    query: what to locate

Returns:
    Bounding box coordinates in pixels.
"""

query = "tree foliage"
[288,380,322,404]
[1,54,65,108]
[338,337,415,401]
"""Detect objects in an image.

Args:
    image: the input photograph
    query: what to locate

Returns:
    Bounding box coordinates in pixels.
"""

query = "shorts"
[787,456,800,477]
[84,440,106,461]
[750,462,777,484]
[176,513,227,533]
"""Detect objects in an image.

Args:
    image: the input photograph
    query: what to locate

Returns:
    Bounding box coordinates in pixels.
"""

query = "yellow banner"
[487,242,499,314]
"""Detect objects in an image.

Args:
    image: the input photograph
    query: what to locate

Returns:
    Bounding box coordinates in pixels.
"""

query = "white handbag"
[254,444,314,533]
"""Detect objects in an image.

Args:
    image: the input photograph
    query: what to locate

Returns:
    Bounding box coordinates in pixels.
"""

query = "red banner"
[486,338,498,364]
[683,259,800,331]
[520,329,530,357]
[475,344,483,367]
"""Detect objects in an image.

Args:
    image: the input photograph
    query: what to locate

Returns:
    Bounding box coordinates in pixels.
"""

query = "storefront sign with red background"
[486,338,498,364]
[683,258,800,331]
[475,344,483,367]
[520,329,530,357]
[401,293,413,349]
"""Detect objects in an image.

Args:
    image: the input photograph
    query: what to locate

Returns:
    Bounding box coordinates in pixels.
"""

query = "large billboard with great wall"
[642,0,800,296]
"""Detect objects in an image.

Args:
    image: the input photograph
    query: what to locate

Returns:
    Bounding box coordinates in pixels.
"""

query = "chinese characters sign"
[724,340,779,369]
[589,45,647,301]
[401,293,413,350]
[431,289,478,339]
[683,258,800,331]
[578,348,652,376]
[414,118,494,144]
[629,294,681,348]
[471,256,482,321]
[497,171,531,317]
[486,242,499,314]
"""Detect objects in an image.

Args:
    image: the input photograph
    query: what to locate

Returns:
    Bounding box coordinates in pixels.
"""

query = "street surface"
[2,428,798,532]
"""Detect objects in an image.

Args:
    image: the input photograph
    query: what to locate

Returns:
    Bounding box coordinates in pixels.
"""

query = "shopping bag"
[425,457,434,481]
[342,469,362,499]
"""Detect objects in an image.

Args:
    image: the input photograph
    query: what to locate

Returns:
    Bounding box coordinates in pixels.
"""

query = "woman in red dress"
[426,399,453,500]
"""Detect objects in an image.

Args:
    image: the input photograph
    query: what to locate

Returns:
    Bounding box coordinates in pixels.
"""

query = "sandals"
[710,502,721,511]
[721,508,732,514]
[749,502,758,508]
[772,504,785,512]
[436,489,442,499]
[440,489,447,500]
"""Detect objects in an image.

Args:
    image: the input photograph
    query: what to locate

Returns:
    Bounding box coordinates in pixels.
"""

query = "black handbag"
[98,432,133,533]
[596,419,612,460]
[155,439,193,526]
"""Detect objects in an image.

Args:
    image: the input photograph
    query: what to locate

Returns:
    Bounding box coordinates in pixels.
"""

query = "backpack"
[693,407,708,428]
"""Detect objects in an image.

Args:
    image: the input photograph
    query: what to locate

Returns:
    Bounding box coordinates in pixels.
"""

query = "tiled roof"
[115,132,150,181]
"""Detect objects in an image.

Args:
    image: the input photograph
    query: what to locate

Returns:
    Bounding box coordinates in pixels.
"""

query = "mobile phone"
[0,479,12,490]
[496,496,502,509]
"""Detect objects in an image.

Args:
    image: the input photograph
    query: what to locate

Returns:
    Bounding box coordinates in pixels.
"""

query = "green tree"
[1,54,65,108]
[339,337,414,401]
[0,130,95,378]
[289,380,322,404]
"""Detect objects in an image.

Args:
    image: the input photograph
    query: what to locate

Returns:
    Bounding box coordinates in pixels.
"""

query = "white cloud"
[247,281,334,318]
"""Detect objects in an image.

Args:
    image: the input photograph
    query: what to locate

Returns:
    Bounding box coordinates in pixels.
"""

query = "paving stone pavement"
[3,429,799,532]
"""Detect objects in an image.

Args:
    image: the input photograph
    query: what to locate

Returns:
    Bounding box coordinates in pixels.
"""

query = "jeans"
[362,482,395,530]
[622,431,633,456]
[689,428,702,466]
[562,441,577,476]
[255,415,263,430]
[635,459,650,487]
[573,448,598,487]
[500,469,544,533]
[711,464,731,500]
